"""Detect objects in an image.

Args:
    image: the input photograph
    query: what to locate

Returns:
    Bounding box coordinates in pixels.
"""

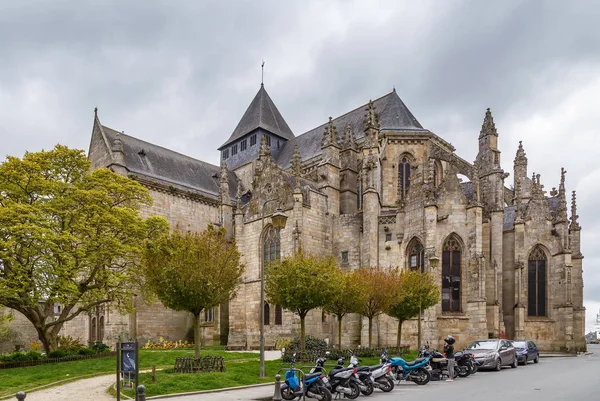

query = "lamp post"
[260,200,288,377]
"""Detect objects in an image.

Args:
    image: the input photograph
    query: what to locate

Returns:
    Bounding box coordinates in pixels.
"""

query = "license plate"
[322,377,329,384]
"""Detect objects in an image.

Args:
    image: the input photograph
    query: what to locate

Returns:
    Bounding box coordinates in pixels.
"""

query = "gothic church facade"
[82,84,585,352]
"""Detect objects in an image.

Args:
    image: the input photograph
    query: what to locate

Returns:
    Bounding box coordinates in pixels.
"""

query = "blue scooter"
[381,349,431,385]
[280,354,332,401]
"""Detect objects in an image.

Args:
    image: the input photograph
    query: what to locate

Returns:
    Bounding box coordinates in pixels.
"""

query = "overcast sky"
[1,1,599,330]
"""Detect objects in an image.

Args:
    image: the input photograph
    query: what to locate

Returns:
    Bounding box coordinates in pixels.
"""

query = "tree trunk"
[193,313,201,358]
[300,314,306,354]
[36,325,59,354]
[368,317,373,348]
[396,320,403,348]
[337,315,343,349]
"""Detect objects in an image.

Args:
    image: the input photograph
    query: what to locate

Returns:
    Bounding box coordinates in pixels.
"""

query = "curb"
[148,382,274,400]
[539,354,577,358]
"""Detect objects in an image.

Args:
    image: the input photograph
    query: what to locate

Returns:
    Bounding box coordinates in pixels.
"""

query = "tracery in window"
[398,156,412,199]
[442,235,462,312]
[528,246,547,317]
[407,238,425,273]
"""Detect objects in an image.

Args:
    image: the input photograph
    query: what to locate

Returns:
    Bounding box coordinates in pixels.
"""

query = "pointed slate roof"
[277,89,426,168]
[219,84,294,150]
[102,125,238,200]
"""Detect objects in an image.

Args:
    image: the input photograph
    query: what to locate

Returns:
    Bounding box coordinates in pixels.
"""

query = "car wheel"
[534,354,539,364]
[511,357,518,369]
[495,358,502,371]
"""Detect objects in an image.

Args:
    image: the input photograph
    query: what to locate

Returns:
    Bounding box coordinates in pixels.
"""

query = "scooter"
[347,355,374,396]
[348,354,394,393]
[280,354,332,401]
[312,356,360,399]
[382,349,431,385]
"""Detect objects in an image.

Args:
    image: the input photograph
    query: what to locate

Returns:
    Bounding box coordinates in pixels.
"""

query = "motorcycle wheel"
[346,381,361,400]
[280,386,296,400]
[412,368,431,385]
[470,362,478,375]
[377,377,394,392]
[360,380,374,396]
[458,365,470,378]
[318,386,332,401]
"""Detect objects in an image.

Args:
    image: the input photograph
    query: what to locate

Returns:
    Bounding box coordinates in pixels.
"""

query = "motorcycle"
[312,356,360,399]
[453,351,471,378]
[419,346,457,381]
[381,349,431,385]
[346,355,375,395]
[280,354,332,401]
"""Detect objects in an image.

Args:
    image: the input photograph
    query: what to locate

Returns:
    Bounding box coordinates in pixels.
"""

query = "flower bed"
[143,337,195,350]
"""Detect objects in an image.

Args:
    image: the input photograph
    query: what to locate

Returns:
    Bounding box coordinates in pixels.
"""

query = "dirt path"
[20,374,116,401]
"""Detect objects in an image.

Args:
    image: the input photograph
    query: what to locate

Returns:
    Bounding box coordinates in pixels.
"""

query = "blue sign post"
[116,341,139,401]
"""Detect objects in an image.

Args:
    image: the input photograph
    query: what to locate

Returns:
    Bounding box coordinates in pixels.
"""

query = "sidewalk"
[150,383,275,401]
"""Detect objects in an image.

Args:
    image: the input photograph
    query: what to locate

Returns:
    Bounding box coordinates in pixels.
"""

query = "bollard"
[136,385,146,401]
[15,392,26,400]
[272,374,282,401]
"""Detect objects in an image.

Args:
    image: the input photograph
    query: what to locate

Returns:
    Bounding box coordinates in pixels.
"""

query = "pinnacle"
[480,108,498,138]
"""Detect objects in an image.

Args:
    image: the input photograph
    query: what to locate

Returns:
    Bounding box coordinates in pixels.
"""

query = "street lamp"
[260,201,288,377]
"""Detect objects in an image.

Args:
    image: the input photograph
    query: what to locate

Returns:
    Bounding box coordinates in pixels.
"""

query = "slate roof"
[103,126,238,200]
[219,84,294,150]
[276,89,427,169]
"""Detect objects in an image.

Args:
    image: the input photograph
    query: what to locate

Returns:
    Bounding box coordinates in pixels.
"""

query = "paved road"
[158,345,599,400]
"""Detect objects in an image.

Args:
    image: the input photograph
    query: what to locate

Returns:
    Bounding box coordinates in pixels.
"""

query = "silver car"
[466,339,518,371]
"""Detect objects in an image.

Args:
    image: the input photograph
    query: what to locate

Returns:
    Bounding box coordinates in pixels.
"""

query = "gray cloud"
[1,0,599,327]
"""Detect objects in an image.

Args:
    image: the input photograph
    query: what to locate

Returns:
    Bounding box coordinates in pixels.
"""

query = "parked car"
[511,340,540,365]
[465,339,517,371]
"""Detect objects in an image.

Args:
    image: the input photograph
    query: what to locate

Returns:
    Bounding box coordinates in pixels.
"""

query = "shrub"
[25,350,42,360]
[92,343,110,353]
[0,350,42,362]
[30,342,41,351]
[78,347,96,355]
[57,335,84,352]
[285,335,328,354]
[48,349,67,359]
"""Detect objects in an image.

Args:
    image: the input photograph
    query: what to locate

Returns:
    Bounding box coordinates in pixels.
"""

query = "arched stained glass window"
[442,236,462,313]
[528,246,547,317]
[398,157,411,199]
[263,226,280,268]
[407,238,425,273]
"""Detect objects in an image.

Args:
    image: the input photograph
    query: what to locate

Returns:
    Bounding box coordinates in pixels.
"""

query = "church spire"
[556,167,568,223]
[480,108,498,138]
[322,117,338,148]
[570,190,581,230]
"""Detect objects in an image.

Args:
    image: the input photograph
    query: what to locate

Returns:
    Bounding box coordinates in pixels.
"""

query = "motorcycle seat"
[356,366,370,372]
[368,364,383,370]
[329,367,353,377]
[304,372,322,380]
[404,357,427,366]
[432,358,447,363]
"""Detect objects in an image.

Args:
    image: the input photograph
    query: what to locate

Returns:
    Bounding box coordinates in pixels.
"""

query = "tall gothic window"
[407,238,425,273]
[442,235,462,312]
[263,226,281,268]
[433,160,442,187]
[275,305,283,325]
[90,317,97,343]
[398,156,411,199]
[98,316,105,343]
[263,226,281,325]
[528,246,547,317]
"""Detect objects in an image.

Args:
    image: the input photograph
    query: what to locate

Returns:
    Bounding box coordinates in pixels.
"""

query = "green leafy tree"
[387,269,440,347]
[0,308,15,341]
[0,145,169,353]
[143,226,244,357]
[265,251,339,353]
[353,267,400,348]
[324,270,362,348]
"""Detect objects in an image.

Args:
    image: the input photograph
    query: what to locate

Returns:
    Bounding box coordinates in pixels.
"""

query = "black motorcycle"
[312,356,361,399]
[419,346,458,381]
[453,351,471,378]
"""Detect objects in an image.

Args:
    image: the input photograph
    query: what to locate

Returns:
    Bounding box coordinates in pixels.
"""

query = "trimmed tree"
[324,269,362,348]
[143,226,244,357]
[387,269,439,347]
[0,145,169,353]
[353,266,400,348]
[265,251,339,353]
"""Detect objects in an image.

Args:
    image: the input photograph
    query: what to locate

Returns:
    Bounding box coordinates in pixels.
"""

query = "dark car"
[511,340,540,365]
[466,339,518,371]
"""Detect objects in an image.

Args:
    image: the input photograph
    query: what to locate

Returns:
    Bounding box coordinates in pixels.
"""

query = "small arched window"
[442,235,462,313]
[407,238,425,273]
[275,305,283,325]
[90,317,97,343]
[433,160,443,187]
[98,316,105,343]
[264,302,270,326]
[398,156,411,199]
[528,246,547,317]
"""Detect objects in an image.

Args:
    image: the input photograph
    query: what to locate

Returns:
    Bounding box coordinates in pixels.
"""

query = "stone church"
[45,84,585,352]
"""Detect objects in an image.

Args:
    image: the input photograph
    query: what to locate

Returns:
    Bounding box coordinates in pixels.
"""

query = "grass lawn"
[0,346,259,399]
